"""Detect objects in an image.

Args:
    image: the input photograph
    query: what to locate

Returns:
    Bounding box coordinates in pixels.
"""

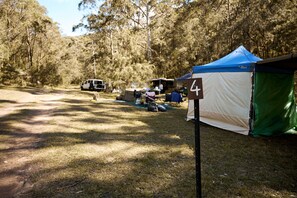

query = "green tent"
[252,54,297,136]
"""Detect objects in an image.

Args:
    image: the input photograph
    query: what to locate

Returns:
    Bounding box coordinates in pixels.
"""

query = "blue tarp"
[171,91,183,103]
[176,72,192,81]
[193,46,262,73]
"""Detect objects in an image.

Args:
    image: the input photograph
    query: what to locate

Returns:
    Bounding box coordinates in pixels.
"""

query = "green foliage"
[0,0,63,85]
[58,37,85,85]
[0,0,296,88]
[0,64,21,84]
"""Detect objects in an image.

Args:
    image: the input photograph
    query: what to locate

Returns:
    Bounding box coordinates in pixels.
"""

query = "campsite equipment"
[135,98,141,105]
[150,78,174,94]
[176,72,192,90]
[146,91,156,103]
[157,104,167,112]
[187,46,297,136]
[147,102,158,112]
[165,93,171,102]
[171,90,183,103]
[147,102,167,112]
[176,72,192,81]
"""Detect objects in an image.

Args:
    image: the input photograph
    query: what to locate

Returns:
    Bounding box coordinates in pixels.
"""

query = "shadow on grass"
[0,86,50,95]
[0,86,95,97]
[0,88,296,197]
[0,100,18,104]
[24,154,195,197]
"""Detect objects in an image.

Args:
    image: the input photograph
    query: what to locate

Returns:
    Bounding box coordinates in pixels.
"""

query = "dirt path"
[0,88,66,197]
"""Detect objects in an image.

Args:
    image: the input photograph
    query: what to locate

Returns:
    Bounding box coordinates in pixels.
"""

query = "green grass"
[0,87,296,198]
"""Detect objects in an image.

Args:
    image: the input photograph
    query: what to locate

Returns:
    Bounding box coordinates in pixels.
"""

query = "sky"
[37,0,90,37]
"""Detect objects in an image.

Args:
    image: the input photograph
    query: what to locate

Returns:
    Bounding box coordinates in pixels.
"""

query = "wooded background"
[0,0,296,89]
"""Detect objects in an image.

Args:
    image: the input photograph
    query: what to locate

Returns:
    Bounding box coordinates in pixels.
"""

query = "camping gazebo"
[187,46,297,136]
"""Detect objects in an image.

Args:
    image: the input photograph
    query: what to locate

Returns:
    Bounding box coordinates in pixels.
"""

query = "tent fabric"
[193,46,262,73]
[187,46,297,136]
[257,53,297,70]
[176,73,192,81]
[255,53,297,74]
[187,46,261,135]
[252,72,297,136]
[187,72,252,135]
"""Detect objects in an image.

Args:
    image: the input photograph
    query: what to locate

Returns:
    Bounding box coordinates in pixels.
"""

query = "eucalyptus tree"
[77,0,297,86]
[150,1,216,78]
[86,0,153,61]
[0,0,29,79]
[79,0,184,62]
[77,0,157,89]
[158,0,297,80]
[0,0,64,85]
[0,12,7,69]
[209,0,297,58]
[57,36,86,85]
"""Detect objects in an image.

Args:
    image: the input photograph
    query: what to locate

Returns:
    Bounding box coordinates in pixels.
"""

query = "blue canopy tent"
[187,46,297,136]
[192,45,261,73]
[176,72,192,81]
[175,72,192,89]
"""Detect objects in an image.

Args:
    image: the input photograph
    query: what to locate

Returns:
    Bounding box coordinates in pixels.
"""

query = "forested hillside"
[0,0,296,88]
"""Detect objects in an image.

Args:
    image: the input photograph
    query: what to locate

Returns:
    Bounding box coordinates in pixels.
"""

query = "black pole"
[194,99,202,198]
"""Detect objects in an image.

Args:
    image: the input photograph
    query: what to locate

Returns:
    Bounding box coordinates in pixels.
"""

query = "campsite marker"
[187,78,203,198]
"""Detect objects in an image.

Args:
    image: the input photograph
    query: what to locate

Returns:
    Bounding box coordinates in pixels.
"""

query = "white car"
[81,79,106,91]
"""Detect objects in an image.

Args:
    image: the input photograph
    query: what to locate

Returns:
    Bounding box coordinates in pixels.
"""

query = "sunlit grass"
[0,87,296,197]
[0,135,11,151]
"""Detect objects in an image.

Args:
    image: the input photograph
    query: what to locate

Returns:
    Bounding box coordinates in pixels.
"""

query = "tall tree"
[1,0,295,87]
[0,0,63,85]
[78,0,156,89]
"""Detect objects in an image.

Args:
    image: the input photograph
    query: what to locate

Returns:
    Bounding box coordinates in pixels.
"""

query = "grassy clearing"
[0,87,296,197]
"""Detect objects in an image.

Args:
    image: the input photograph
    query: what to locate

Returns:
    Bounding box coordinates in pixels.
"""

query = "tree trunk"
[146,4,152,61]
[110,30,114,64]
[92,40,97,78]
[26,28,33,70]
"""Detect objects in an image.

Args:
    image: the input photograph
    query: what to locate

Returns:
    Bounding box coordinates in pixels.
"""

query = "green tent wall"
[253,54,297,136]
[252,72,297,136]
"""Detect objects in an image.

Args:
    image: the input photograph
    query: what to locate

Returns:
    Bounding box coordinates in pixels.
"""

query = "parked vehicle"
[81,79,106,91]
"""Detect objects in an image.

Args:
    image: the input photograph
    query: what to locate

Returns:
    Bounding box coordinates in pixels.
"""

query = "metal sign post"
[187,78,204,198]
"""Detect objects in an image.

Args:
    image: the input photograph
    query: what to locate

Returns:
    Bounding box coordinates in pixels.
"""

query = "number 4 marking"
[191,80,201,96]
